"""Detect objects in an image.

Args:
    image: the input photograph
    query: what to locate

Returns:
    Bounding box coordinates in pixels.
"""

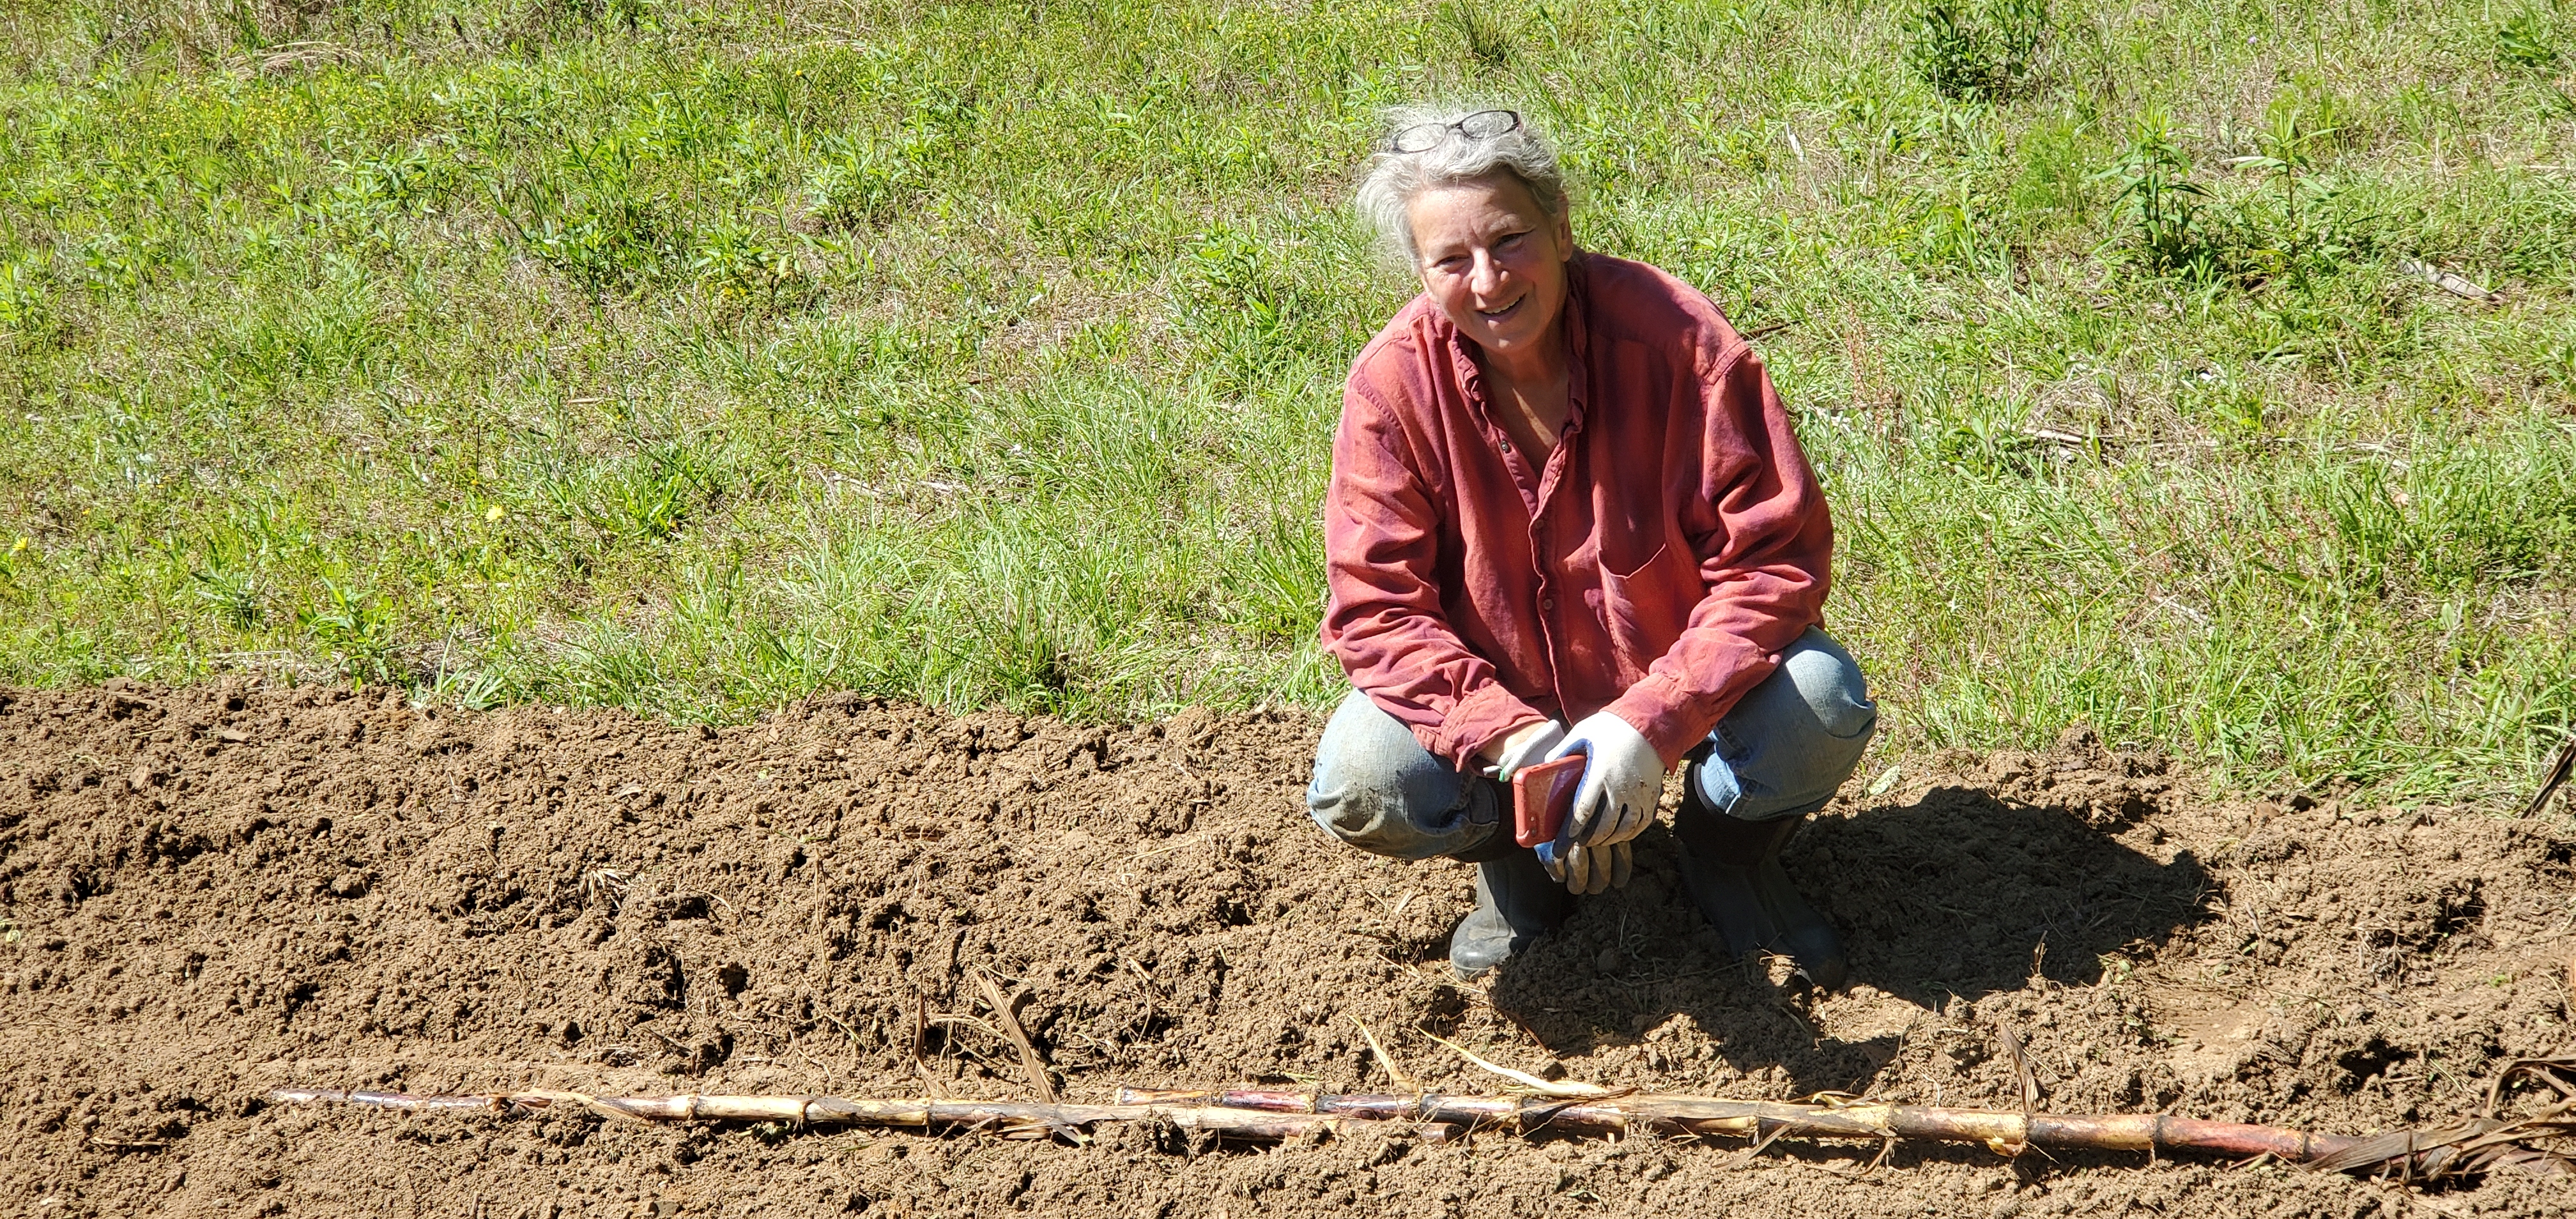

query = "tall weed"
[2099,109,2215,276]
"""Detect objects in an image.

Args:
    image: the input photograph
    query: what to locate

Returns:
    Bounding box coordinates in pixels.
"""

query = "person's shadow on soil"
[1479,783,2212,1095]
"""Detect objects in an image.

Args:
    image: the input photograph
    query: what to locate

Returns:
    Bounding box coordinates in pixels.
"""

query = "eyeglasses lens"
[1388,110,1521,153]
[1392,123,1448,153]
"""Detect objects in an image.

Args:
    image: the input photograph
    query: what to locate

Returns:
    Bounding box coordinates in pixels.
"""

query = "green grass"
[1,0,2572,804]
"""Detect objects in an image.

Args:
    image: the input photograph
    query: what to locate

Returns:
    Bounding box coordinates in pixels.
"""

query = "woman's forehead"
[1406,175,1547,238]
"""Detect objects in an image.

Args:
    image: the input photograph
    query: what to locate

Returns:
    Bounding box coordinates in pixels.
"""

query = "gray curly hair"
[1354,103,1571,267]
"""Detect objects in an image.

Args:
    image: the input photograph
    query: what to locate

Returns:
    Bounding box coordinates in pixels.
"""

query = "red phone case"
[1512,755,1587,848]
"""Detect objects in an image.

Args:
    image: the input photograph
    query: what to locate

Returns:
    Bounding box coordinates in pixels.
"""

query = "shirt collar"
[1436,250,1593,436]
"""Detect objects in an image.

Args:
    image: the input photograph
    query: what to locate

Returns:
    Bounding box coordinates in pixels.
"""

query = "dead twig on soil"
[87,1135,169,1152]
[1715,1118,1793,1169]
[907,995,950,1099]
[1992,1023,2044,1157]
[2397,259,2498,304]
[2483,1056,2576,1116]
[2523,735,2574,818]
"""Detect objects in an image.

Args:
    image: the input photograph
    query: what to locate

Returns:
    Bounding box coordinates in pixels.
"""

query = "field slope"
[0,0,2571,802]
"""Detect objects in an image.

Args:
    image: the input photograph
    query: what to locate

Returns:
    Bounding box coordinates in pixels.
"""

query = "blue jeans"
[1305,627,1878,861]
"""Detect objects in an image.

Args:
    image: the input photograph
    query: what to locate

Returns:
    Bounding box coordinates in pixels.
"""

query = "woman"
[1305,105,1879,985]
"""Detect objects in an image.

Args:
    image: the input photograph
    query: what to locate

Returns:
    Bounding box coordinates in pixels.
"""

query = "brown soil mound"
[3,680,2570,1217]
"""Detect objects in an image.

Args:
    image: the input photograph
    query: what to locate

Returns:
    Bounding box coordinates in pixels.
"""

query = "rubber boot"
[1671,793,1848,989]
[1448,848,1571,979]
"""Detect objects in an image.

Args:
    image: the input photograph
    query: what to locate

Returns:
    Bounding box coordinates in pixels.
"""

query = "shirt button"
[1499,440,1513,453]
[1541,597,1556,611]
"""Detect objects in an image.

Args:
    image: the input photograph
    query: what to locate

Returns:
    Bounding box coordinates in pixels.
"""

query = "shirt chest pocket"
[1595,497,1673,581]
[1585,496,1694,676]
[1595,543,1696,684]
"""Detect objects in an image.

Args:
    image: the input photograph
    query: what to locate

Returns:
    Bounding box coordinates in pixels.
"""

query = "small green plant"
[0,254,55,350]
[804,88,975,230]
[302,579,405,686]
[2233,105,2335,230]
[1905,0,2048,102]
[520,196,684,295]
[1222,514,1325,645]
[689,221,808,310]
[78,229,161,291]
[498,137,688,296]
[330,146,457,218]
[1932,415,2041,478]
[2220,100,2369,286]
[2497,7,2562,68]
[2544,334,2576,397]
[535,0,652,29]
[804,136,918,229]
[548,441,727,545]
[2101,109,2215,276]
[191,565,264,629]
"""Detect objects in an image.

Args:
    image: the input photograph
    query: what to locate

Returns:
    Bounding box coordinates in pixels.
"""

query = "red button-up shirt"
[1321,252,1834,770]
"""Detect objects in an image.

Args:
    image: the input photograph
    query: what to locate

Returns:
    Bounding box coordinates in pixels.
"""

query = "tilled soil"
[2,679,2571,1218]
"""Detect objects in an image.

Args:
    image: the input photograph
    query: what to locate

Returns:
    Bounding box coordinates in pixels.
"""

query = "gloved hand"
[1549,710,1662,848]
[1478,718,1566,781]
[1548,836,1632,896]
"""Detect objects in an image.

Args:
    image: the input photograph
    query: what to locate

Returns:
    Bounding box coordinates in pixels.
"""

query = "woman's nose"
[1468,250,1506,296]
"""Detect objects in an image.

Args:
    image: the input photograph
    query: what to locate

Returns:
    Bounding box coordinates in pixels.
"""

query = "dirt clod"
[1,682,2571,1217]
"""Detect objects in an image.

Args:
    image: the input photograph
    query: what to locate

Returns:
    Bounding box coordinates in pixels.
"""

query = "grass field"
[1,0,2571,804]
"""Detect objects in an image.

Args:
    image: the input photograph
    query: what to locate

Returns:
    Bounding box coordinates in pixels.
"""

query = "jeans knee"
[1306,689,1496,860]
[1307,691,1417,822]
[1780,628,1878,742]
[1692,629,1878,820]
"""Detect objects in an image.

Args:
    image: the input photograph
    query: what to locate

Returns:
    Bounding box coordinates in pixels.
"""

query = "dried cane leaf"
[1996,1024,2043,1114]
[1418,1030,1610,1096]
[1349,1016,1418,1092]
[974,972,1057,1105]
[1719,1120,1792,1169]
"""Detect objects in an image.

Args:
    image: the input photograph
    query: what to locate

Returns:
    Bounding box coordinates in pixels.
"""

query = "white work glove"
[1549,710,1663,848]
[1478,718,1566,781]
[1551,837,1632,896]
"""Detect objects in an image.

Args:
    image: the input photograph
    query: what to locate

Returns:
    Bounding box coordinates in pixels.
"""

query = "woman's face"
[1406,174,1574,363]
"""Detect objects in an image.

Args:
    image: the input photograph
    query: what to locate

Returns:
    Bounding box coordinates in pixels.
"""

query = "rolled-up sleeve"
[1322,380,1544,767]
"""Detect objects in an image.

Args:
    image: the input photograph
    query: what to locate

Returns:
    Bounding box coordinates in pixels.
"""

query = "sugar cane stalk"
[1110,1085,2573,1180]
[264,1088,1454,1142]
[268,1078,2573,1181]
[1114,1089,2298,1158]
[1121,1087,2361,1158]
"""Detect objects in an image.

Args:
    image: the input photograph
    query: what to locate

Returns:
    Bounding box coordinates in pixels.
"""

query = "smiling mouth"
[1476,298,1525,324]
